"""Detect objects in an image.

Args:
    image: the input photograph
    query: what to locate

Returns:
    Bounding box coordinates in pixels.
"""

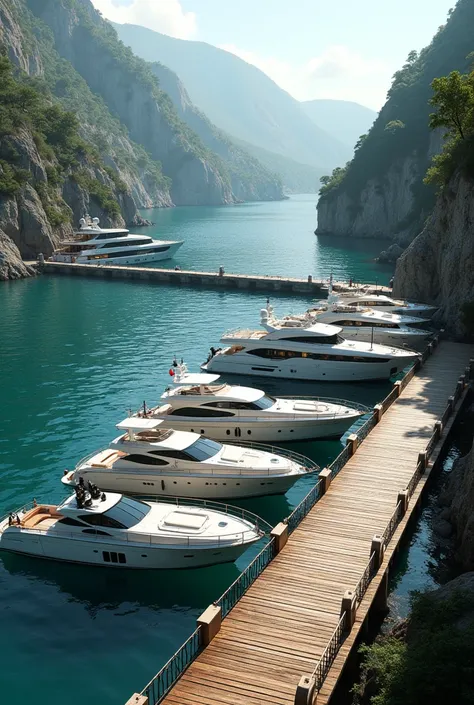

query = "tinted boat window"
[169,407,234,417]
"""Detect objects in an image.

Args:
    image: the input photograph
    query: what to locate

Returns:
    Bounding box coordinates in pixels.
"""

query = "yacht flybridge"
[325,290,437,317]
[202,319,420,382]
[138,368,367,442]
[0,486,263,569]
[62,418,318,499]
[49,215,183,265]
[261,303,431,348]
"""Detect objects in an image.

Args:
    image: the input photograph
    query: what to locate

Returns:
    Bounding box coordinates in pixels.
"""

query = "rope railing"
[141,626,202,705]
[311,613,347,691]
[214,537,276,617]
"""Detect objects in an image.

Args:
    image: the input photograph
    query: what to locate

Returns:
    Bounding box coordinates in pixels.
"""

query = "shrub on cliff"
[353,589,474,705]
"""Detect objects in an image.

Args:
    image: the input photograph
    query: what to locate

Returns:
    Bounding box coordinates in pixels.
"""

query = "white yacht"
[138,367,367,442]
[62,418,318,499]
[202,320,420,382]
[49,215,183,265]
[325,290,437,317]
[0,487,263,569]
[261,303,431,348]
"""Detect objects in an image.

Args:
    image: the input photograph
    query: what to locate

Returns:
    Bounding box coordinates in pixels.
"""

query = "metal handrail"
[354,552,376,605]
[214,537,276,617]
[141,626,202,705]
[312,613,347,691]
[355,412,377,442]
[381,500,403,547]
[286,478,323,533]
[328,444,351,478]
[406,460,424,500]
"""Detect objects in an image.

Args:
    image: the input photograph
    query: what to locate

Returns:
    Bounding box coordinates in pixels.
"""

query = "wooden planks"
[160,342,473,705]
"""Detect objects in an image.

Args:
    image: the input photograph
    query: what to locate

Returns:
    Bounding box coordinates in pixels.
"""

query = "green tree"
[429,71,474,139]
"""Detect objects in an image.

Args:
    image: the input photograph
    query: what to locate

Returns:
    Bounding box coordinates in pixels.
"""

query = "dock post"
[460,374,467,389]
[271,522,289,553]
[125,695,148,705]
[373,403,383,423]
[394,380,402,397]
[373,571,389,613]
[370,535,385,571]
[417,451,428,473]
[295,674,316,705]
[346,433,358,456]
[447,396,455,415]
[319,468,332,495]
[397,490,409,516]
[341,590,357,631]
[434,419,443,440]
[198,604,222,646]
[469,358,474,380]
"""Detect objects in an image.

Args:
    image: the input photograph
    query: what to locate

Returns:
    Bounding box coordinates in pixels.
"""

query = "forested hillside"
[317,0,474,245]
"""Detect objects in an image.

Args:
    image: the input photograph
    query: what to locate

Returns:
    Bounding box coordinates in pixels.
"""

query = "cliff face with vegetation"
[0,0,284,278]
[317,0,474,244]
[394,170,474,335]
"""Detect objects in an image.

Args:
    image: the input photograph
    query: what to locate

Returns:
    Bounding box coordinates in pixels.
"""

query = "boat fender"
[161,480,165,491]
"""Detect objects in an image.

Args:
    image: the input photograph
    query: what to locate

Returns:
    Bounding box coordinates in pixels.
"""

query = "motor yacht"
[62,418,318,499]
[137,367,367,442]
[261,302,432,348]
[0,486,264,569]
[202,320,420,382]
[324,289,437,317]
[49,215,183,265]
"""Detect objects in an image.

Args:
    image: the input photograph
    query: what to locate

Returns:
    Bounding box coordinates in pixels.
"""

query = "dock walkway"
[142,341,473,705]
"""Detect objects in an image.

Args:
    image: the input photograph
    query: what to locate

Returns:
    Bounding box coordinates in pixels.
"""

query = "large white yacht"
[261,303,431,348]
[202,320,420,382]
[0,487,263,569]
[49,215,183,265]
[325,290,437,316]
[138,367,367,442]
[62,418,318,499]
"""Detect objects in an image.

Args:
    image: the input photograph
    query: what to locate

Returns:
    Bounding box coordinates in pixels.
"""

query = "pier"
[33,260,392,296]
[126,338,474,705]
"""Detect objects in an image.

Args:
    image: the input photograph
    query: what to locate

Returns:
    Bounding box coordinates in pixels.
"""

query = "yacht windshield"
[253,395,276,410]
[103,496,151,528]
[185,438,223,461]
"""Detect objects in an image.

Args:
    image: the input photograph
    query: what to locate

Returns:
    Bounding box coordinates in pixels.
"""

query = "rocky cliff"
[151,63,283,203]
[316,0,474,245]
[394,170,474,336]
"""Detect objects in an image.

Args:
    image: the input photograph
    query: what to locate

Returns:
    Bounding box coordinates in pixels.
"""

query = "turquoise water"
[0,197,394,705]
[141,194,393,284]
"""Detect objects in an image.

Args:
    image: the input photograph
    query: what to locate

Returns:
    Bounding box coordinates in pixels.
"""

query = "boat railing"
[74,447,109,469]
[277,395,370,415]
[225,440,320,473]
[0,500,36,525]
[137,494,273,535]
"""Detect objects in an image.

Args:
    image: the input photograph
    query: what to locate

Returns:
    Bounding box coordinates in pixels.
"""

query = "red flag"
[169,368,175,377]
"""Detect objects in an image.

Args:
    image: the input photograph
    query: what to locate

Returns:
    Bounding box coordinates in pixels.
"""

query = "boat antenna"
[370,326,374,350]
[143,400,147,417]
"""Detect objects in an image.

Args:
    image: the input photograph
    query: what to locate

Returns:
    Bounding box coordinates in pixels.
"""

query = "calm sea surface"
[0,196,395,704]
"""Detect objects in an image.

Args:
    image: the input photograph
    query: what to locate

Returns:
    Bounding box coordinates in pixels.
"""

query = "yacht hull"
[0,527,254,569]
[156,415,360,442]
[76,241,183,265]
[65,468,307,499]
[203,353,414,382]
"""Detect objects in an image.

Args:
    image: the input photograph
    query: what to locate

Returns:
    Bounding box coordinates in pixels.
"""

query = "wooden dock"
[34,260,392,296]
[39,261,327,294]
[128,340,473,705]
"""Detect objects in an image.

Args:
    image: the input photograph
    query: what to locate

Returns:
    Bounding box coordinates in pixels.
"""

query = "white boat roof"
[114,429,201,451]
[58,491,121,515]
[175,373,221,385]
[117,418,164,430]
[76,227,129,234]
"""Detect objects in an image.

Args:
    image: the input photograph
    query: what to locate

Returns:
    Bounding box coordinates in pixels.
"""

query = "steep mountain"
[113,23,349,175]
[151,63,282,202]
[301,99,377,151]
[316,0,474,244]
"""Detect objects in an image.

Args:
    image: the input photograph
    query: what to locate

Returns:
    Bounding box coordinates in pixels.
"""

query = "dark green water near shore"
[0,196,394,704]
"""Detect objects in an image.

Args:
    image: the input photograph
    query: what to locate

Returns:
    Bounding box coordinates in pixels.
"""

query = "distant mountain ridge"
[301,99,377,151]
[113,22,350,178]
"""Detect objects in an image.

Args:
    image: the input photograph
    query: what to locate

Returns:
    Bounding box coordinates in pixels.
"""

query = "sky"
[91,0,455,110]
